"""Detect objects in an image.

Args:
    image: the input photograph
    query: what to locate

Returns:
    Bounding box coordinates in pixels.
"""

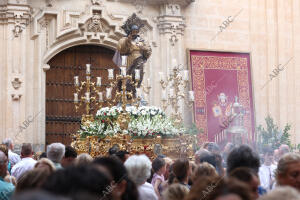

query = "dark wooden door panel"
[46,45,117,145]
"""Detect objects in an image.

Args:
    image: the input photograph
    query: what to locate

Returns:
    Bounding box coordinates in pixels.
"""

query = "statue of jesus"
[113,14,152,93]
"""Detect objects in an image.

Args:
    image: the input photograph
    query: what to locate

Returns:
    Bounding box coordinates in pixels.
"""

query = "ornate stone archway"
[30,3,154,149]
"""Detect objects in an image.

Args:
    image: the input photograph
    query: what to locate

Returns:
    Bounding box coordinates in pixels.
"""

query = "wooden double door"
[46,45,118,145]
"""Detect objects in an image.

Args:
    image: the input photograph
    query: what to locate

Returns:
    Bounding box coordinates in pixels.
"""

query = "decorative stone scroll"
[157,4,185,46]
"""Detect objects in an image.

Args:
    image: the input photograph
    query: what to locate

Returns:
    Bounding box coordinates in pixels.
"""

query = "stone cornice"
[112,0,195,7]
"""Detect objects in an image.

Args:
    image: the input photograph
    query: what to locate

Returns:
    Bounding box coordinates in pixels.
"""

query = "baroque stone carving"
[87,13,104,32]
[12,78,22,90]
[157,4,185,46]
[133,0,146,14]
[46,0,54,7]
[91,0,103,5]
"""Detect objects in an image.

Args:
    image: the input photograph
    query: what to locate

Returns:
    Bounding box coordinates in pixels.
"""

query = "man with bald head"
[0,151,14,199]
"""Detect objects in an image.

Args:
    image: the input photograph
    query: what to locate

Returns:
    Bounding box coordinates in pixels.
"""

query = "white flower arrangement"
[78,106,185,138]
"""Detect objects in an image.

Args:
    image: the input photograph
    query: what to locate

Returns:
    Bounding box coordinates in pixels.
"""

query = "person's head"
[152,157,166,175]
[276,153,300,191]
[164,157,173,180]
[207,142,220,154]
[74,153,93,166]
[274,149,280,162]
[93,156,139,200]
[0,144,8,157]
[11,191,69,200]
[34,158,56,173]
[21,143,33,158]
[0,151,8,178]
[279,144,290,157]
[108,146,119,156]
[47,143,65,163]
[162,183,189,200]
[115,151,130,163]
[227,145,260,174]
[124,154,151,186]
[224,143,235,154]
[192,162,218,183]
[229,167,260,199]
[61,146,77,168]
[257,186,300,200]
[195,149,217,167]
[39,152,47,160]
[2,138,13,150]
[16,168,52,194]
[42,165,112,200]
[172,158,190,183]
[186,177,252,200]
[263,147,274,166]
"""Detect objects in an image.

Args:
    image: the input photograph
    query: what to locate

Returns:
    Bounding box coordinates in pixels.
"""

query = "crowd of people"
[0,138,300,200]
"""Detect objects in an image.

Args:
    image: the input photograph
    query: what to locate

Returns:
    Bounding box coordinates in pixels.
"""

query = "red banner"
[189,50,255,144]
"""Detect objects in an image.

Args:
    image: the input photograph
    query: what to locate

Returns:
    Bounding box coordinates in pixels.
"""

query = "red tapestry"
[189,50,255,144]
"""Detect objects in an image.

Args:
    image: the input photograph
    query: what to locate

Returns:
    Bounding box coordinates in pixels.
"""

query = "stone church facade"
[0,0,299,151]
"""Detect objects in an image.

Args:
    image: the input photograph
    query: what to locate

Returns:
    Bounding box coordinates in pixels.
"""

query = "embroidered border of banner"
[189,50,255,143]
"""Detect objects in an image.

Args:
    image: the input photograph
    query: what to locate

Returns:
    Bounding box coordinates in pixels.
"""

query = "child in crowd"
[151,157,166,199]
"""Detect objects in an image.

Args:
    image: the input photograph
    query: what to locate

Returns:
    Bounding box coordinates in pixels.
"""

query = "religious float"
[71,14,198,159]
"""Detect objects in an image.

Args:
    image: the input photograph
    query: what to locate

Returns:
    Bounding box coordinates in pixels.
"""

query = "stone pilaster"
[156,4,192,125]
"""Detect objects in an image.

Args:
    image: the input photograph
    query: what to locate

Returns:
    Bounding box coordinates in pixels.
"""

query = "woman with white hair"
[46,143,65,169]
[74,153,93,166]
[276,153,300,191]
[124,154,158,200]
[258,186,300,200]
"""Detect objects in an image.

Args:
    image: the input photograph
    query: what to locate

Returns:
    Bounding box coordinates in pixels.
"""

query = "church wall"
[184,0,300,145]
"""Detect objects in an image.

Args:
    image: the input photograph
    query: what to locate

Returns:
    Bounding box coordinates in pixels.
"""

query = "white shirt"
[8,150,21,166]
[138,182,158,200]
[11,157,37,180]
[259,164,277,190]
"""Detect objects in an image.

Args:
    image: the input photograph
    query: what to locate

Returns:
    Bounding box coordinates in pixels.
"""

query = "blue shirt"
[258,186,267,196]
[0,177,15,200]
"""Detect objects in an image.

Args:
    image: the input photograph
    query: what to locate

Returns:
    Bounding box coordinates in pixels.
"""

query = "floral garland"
[78,106,186,138]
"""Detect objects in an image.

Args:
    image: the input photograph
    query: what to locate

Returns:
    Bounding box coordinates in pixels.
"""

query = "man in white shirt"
[259,148,277,191]
[11,143,36,180]
[2,138,21,167]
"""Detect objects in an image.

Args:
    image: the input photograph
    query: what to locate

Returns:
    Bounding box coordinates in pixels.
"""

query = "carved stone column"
[156,4,191,124]
[0,0,36,152]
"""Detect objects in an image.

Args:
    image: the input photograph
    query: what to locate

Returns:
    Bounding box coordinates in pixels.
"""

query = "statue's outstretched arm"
[117,37,131,55]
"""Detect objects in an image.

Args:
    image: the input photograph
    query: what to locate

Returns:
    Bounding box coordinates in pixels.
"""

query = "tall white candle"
[136,88,142,98]
[96,77,102,87]
[183,70,189,81]
[121,56,128,66]
[108,69,114,80]
[147,78,151,87]
[159,72,164,82]
[98,92,103,102]
[189,91,194,101]
[135,69,140,80]
[86,64,91,74]
[120,67,126,77]
[162,90,167,100]
[74,76,79,86]
[172,58,177,68]
[85,92,90,102]
[169,89,174,98]
[86,76,91,82]
[106,88,112,99]
[74,93,79,103]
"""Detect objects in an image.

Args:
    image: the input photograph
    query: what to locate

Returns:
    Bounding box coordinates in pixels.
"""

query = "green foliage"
[185,123,203,135]
[256,115,292,151]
